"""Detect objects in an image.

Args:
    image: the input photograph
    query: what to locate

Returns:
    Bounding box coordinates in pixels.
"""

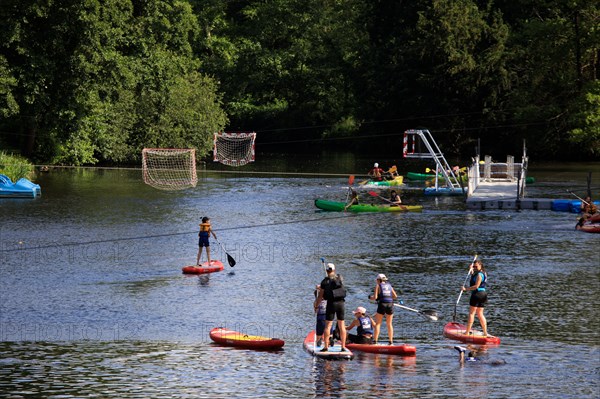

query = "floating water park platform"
[465,154,596,211]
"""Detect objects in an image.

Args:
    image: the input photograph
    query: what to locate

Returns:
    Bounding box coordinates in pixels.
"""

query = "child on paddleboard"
[196,216,217,266]
[314,286,334,347]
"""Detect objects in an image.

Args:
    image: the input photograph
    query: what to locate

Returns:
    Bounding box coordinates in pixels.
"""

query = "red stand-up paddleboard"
[346,342,416,356]
[209,327,285,350]
[443,321,501,345]
[182,260,224,274]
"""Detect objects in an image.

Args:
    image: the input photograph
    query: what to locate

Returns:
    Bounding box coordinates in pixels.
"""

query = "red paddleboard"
[182,260,224,274]
[209,327,284,350]
[346,342,416,356]
[443,321,501,345]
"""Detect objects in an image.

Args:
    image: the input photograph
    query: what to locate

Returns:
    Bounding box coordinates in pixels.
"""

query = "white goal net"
[213,132,256,166]
[142,148,198,190]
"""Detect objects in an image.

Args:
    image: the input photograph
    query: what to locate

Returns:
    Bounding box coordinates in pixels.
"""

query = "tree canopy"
[0,0,598,164]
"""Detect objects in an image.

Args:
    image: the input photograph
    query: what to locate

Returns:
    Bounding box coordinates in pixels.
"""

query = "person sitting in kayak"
[576,195,598,228]
[389,190,402,207]
[369,274,398,345]
[368,163,385,181]
[346,306,375,344]
[344,190,359,211]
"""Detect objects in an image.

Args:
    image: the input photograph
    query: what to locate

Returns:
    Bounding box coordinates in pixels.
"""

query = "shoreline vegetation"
[0,2,598,165]
[0,151,35,181]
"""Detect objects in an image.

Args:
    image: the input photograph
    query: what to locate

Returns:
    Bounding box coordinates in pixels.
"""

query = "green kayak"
[360,176,404,187]
[406,172,442,181]
[314,199,423,213]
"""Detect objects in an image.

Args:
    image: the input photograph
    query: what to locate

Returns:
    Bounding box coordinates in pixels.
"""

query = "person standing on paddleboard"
[196,216,217,266]
[462,259,489,337]
[346,306,375,344]
[369,274,398,345]
[314,263,349,352]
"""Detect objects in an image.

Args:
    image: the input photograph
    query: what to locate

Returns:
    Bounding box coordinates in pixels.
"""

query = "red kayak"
[577,223,600,234]
[209,327,285,350]
[443,322,501,345]
[182,260,224,274]
[346,342,416,356]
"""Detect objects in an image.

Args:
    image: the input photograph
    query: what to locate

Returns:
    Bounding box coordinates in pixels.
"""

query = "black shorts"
[347,333,373,344]
[469,290,487,308]
[198,235,210,247]
[325,300,345,321]
[376,302,394,315]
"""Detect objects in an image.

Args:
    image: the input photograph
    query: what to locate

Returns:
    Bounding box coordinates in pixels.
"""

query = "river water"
[1,157,598,398]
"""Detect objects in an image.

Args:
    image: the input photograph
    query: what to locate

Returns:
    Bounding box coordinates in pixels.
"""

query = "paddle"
[393,303,439,321]
[348,175,355,186]
[566,190,590,205]
[215,238,236,267]
[367,191,408,210]
[453,255,478,322]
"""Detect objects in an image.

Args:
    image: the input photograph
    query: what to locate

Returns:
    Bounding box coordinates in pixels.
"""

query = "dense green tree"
[0,0,226,165]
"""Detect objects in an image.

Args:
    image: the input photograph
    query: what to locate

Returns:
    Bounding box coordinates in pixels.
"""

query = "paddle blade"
[422,309,439,321]
[226,253,236,267]
[349,175,355,185]
[368,191,379,197]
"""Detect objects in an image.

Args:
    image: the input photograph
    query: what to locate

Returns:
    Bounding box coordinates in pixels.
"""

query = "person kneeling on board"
[346,306,375,344]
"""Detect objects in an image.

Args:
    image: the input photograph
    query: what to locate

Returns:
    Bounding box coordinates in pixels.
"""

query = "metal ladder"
[403,129,462,191]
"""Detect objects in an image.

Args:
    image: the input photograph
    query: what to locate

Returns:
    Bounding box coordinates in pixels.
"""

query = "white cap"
[353,306,367,314]
[326,263,335,271]
[377,273,388,281]
[374,163,379,167]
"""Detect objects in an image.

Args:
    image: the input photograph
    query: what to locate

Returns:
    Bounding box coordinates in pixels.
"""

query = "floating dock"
[466,154,553,210]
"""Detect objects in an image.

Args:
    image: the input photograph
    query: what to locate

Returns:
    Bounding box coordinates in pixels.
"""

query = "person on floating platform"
[345,306,375,344]
[389,190,402,207]
[368,163,385,181]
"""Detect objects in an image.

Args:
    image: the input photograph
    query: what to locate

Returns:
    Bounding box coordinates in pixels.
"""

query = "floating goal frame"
[213,132,256,167]
[142,148,198,190]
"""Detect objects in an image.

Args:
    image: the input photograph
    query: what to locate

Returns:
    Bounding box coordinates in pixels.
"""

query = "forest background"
[0,0,598,165]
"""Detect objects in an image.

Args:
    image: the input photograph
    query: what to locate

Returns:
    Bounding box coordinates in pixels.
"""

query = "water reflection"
[311,359,349,398]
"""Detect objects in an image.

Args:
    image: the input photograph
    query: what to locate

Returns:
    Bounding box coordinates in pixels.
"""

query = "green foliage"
[0,0,598,162]
[0,55,18,118]
[569,81,600,157]
[0,151,34,181]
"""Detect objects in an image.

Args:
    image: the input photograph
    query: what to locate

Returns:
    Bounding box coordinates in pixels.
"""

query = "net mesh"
[142,148,197,190]
[213,132,256,166]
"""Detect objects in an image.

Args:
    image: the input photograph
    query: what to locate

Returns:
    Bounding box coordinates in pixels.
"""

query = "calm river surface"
[1,157,598,398]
